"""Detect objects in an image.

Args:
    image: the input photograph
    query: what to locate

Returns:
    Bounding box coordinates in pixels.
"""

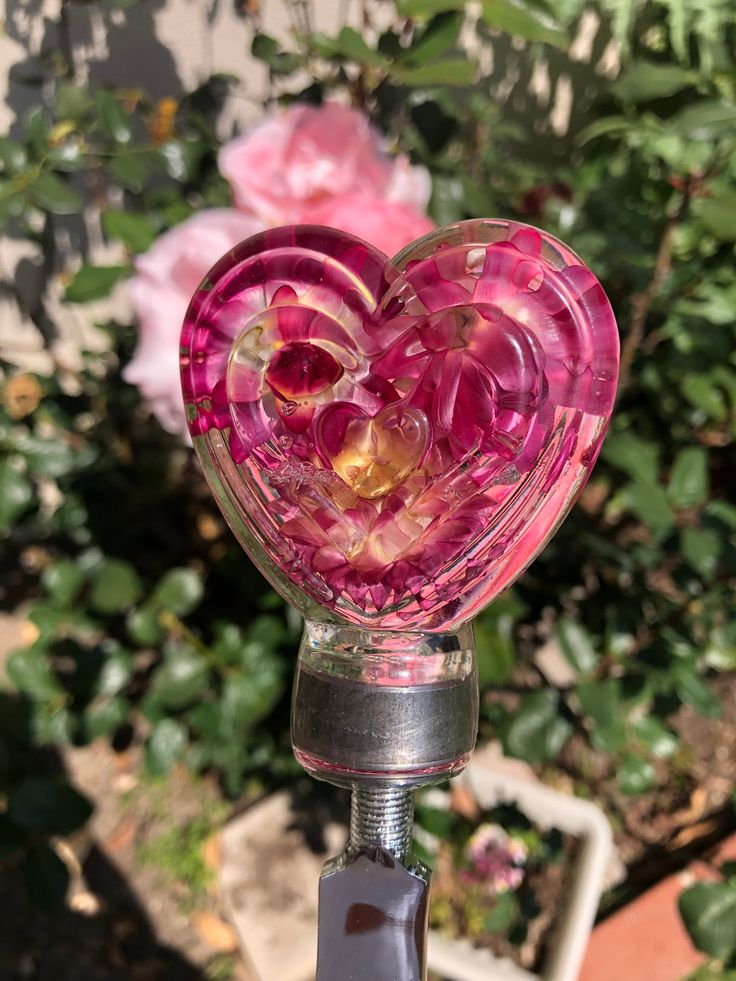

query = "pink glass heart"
[181,221,619,631]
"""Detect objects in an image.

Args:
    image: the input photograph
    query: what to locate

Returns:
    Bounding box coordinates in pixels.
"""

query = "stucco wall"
[0,0,616,377]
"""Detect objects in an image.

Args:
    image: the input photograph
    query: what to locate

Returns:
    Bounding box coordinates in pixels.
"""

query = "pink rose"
[127,103,436,438]
[218,102,432,225]
[306,193,435,258]
[124,209,264,437]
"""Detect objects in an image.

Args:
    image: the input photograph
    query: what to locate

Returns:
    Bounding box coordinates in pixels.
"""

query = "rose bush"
[126,101,434,435]
[218,102,432,225]
[124,209,265,438]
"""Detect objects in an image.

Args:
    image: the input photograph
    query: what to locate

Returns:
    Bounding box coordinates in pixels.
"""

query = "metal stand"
[291,620,478,981]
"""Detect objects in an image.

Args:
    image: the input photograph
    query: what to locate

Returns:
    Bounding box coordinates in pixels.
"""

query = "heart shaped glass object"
[181,220,619,631]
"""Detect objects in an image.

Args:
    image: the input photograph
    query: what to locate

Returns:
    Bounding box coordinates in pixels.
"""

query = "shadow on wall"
[2,0,186,343]
[5,0,182,143]
[479,11,616,161]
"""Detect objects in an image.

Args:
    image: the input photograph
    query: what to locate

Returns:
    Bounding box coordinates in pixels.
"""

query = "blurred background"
[1,0,735,978]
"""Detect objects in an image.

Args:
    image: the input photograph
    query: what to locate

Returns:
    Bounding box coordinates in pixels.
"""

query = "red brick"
[581,832,736,980]
[579,871,704,981]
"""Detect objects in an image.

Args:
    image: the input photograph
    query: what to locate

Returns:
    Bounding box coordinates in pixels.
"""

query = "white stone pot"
[219,760,611,981]
[427,762,612,981]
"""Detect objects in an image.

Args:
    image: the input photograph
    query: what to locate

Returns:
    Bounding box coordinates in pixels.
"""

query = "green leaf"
[577,116,632,145]
[151,642,208,709]
[146,718,187,775]
[475,619,514,686]
[102,210,156,252]
[633,716,678,759]
[9,776,92,834]
[679,882,736,960]
[127,606,163,646]
[25,106,50,156]
[95,90,133,143]
[396,0,466,16]
[557,618,599,675]
[89,559,142,613]
[107,151,158,192]
[0,137,27,174]
[671,101,736,140]
[704,626,736,671]
[186,701,223,739]
[312,27,387,66]
[28,172,83,214]
[12,432,82,477]
[6,647,61,700]
[681,527,721,579]
[390,58,476,86]
[152,568,204,616]
[575,680,627,752]
[682,375,728,421]
[211,623,248,668]
[85,696,130,739]
[667,447,709,509]
[251,33,304,73]
[501,690,572,763]
[159,140,206,182]
[611,62,696,102]
[400,11,464,62]
[481,0,567,48]
[603,433,660,484]
[624,481,675,540]
[617,754,657,795]
[47,141,84,172]
[56,83,92,121]
[705,501,736,529]
[674,666,721,718]
[415,805,455,838]
[484,891,519,933]
[430,174,465,225]
[220,668,284,734]
[0,460,33,532]
[94,649,134,696]
[42,559,85,606]
[32,705,76,745]
[474,593,524,686]
[24,845,70,912]
[0,186,25,223]
[697,192,736,242]
[65,264,130,303]
[27,601,70,637]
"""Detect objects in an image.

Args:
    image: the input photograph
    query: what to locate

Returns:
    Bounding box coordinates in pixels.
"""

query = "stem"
[618,192,690,394]
[349,786,415,862]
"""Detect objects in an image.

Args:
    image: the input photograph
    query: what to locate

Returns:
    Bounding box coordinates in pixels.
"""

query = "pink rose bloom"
[307,193,434,259]
[124,209,264,437]
[218,102,432,231]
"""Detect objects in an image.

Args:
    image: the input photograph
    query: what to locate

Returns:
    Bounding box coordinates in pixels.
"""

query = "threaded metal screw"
[349,786,415,862]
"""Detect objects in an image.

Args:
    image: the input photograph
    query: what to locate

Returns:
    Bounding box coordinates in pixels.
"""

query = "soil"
[0,734,255,981]
[428,812,578,972]
[2,599,735,979]
[551,671,736,909]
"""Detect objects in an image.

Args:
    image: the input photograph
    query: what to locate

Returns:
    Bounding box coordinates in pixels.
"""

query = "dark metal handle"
[317,844,429,981]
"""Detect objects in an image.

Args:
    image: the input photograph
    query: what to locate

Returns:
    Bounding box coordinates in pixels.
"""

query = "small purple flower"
[462,823,528,896]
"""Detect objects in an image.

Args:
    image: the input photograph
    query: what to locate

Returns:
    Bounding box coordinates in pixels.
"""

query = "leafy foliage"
[2,0,736,913]
[680,875,736,968]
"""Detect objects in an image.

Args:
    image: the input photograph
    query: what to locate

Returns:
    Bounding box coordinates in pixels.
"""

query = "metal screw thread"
[349,786,415,862]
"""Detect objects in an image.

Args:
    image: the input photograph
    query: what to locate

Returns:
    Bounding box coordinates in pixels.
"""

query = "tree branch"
[618,198,685,394]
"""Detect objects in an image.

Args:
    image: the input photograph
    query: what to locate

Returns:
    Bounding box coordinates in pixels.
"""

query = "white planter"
[427,762,612,981]
[219,763,611,981]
